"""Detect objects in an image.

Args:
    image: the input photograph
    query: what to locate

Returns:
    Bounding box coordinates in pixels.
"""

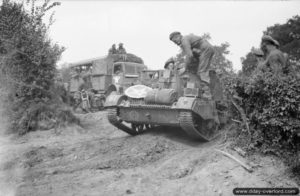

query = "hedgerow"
[231,15,300,175]
[0,0,79,134]
[230,68,300,181]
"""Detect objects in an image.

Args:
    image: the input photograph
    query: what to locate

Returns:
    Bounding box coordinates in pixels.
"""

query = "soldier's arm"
[181,39,194,65]
[181,39,193,57]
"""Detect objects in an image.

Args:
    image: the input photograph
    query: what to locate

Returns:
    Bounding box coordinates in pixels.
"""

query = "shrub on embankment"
[226,15,300,180]
[0,0,79,134]
[231,65,300,180]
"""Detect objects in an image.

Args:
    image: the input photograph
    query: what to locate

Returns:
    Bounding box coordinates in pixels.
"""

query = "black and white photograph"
[0,0,300,195]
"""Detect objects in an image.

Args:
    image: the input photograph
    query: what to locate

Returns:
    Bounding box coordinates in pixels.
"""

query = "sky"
[46,1,300,71]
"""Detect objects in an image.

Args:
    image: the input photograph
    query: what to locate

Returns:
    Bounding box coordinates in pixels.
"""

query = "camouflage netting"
[109,53,144,64]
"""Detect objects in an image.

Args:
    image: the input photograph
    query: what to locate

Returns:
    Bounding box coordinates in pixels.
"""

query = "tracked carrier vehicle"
[105,68,224,141]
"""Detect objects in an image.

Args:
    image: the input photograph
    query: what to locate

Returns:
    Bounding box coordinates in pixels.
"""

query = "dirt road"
[0,111,297,196]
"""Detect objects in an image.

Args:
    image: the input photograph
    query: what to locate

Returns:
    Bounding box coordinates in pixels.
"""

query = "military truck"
[106,61,147,96]
[67,54,147,111]
[138,69,164,88]
[105,68,226,141]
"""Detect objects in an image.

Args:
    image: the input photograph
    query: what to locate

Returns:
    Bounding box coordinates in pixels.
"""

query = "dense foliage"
[265,15,300,63]
[0,0,78,134]
[211,42,234,75]
[232,72,300,181]
[240,48,258,77]
[242,15,300,77]
[236,15,300,175]
[236,72,300,147]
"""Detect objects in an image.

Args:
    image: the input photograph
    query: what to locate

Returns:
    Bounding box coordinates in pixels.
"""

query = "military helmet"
[164,57,175,69]
[252,48,264,57]
[169,31,181,40]
[261,35,280,47]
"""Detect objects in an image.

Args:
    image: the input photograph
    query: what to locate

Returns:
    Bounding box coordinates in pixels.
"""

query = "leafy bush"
[236,15,300,179]
[233,70,300,170]
[0,0,79,134]
[265,15,300,63]
[11,100,79,134]
[241,50,258,77]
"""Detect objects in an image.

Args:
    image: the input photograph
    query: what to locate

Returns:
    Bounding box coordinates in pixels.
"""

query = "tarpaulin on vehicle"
[124,85,153,99]
[144,89,177,105]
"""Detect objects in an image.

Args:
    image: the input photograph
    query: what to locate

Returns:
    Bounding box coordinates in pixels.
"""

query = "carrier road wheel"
[132,123,145,133]
[145,124,154,130]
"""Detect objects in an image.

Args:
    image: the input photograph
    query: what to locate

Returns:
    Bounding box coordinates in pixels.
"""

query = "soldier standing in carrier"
[169,31,215,98]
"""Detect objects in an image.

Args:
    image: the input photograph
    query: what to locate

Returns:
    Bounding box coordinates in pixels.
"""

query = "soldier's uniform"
[170,32,215,83]
[78,74,92,93]
[169,32,215,99]
[117,43,127,61]
[260,35,286,76]
[117,43,127,54]
[265,49,286,75]
[78,74,94,108]
[108,44,117,55]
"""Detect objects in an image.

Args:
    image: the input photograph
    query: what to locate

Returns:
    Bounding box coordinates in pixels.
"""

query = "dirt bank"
[0,111,297,196]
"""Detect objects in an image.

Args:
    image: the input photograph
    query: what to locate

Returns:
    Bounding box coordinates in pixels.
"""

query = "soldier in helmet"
[78,73,93,112]
[251,48,266,72]
[117,43,127,61]
[169,31,215,99]
[164,57,175,70]
[169,31,215,84]
[117,43,127,54]
[260,35,286,76]
[108,44,117,55]
[252,48,264,62]
[78,74,92,92]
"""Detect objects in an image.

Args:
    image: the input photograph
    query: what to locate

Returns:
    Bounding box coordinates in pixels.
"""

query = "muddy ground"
[0,111,298,196]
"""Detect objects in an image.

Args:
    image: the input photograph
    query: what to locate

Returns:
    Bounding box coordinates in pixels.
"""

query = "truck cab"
[138,69,164,88]
[108,62,147,94]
